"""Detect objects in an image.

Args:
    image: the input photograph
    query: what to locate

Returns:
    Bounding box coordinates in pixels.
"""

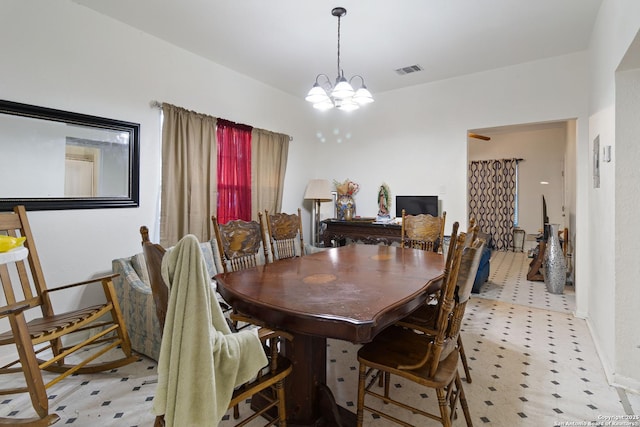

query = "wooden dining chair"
[0,205,137,426]
[396,227,485,384]
[397,209,448,333]
[262,208,305,261]
[401,209,447,253]
[212,216,270,331]
[356,226,474,427]
[139,226,169,331]
[212,216,269,273]
[140,232,292,427]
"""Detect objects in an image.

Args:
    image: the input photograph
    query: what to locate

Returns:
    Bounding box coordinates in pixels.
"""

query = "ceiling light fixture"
[305,7,373,112]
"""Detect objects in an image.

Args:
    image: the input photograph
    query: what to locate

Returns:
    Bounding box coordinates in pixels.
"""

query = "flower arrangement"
[334,179,360,196]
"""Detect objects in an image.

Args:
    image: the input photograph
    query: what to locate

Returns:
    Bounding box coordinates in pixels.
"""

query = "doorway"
[467,120,576,281]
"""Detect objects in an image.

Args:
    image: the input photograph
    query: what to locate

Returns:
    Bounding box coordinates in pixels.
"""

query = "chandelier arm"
[315,73,333,89]
[348,75,366,87]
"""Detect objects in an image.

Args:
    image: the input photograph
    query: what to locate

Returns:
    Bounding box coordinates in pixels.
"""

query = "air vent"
[394,64,423,75]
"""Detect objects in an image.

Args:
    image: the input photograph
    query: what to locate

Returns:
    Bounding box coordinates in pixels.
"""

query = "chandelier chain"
[336,14,342,77]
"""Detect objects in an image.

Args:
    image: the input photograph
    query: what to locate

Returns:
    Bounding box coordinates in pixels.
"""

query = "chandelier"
[305,7,374,111]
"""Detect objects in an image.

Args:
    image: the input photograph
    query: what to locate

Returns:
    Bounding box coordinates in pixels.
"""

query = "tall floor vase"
[543,223,566,294]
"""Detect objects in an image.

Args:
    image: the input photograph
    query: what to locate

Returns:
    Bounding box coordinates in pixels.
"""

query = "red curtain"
[216,120,252,224]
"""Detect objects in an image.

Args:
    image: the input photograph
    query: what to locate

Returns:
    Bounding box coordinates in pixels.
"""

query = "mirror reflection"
[0,100,140,211]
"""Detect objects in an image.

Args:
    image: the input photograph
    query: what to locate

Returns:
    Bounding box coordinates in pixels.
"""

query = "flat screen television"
[395,196,439,217]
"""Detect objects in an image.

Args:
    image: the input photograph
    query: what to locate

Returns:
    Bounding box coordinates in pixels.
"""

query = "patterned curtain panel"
[468,159,518,251]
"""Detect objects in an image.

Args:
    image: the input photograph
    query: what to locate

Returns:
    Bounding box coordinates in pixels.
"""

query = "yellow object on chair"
[0,235,26,252]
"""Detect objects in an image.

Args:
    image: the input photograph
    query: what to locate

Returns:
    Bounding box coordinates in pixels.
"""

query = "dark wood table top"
[215,244,444,343]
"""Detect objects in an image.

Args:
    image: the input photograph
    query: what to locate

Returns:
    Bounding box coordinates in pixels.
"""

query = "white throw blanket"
[153,234,268,426]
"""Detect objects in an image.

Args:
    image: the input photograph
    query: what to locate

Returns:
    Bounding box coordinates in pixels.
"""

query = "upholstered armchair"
[112,240,220,361]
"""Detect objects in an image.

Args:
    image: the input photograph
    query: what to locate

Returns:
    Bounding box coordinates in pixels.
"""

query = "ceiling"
[72,0,602,99]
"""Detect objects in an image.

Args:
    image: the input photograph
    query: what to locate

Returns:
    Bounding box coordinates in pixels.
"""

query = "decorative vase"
[344,206,354,221]
[336,194,355,221]
[543,223,566,294]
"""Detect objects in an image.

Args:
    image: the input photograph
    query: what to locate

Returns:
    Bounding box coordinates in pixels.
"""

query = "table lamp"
[304,179,333,246]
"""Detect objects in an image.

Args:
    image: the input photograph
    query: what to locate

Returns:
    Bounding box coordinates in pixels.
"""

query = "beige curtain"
[160,104,217,246]
[251,128,290,219]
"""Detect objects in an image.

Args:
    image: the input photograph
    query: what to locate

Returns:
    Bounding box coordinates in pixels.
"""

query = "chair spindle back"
[262,209,304,261]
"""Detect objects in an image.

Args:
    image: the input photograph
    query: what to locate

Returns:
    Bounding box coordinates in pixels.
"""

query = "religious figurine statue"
[376,183,391,222]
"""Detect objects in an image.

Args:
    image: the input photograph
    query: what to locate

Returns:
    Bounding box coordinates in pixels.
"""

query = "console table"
[321,218,402,247]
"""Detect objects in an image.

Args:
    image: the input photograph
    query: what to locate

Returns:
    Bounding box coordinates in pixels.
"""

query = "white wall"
[616,65,640,392]
[615,41,640,391]
[585,0,640,392]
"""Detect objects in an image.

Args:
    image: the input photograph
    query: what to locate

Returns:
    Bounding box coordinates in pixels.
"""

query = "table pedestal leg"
[284,334,356,427]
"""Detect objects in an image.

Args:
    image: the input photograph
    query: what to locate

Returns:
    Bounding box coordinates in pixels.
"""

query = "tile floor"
[2,250,639,426]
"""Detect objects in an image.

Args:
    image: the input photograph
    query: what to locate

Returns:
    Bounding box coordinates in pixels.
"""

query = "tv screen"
[395,196,439,217]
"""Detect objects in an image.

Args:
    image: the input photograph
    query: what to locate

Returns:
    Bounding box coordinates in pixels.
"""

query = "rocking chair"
[0,205,137,425]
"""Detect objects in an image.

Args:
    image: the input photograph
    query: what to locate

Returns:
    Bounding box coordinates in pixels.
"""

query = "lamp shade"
[337,98,359,111]
[305,84,330,104]
[331,78,355,100]
[353,86,374,105]
[313,99,335,111]
[304,179,333,201]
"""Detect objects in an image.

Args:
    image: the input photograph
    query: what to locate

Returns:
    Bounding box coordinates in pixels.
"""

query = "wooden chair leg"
[458,335,472,383]
[0,415,60,426]
[11,312,49,419]
[275,379,287,427]
[383,372,390,399]
[436,387,452,427]
[233,404,240,419]
[456,372,473,427]
[0,306,60,426]
[356,364,366,427]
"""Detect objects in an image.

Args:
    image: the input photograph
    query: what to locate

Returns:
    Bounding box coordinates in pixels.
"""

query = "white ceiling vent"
[395,64,423,75]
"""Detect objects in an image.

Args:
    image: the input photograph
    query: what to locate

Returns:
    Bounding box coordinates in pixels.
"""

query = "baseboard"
[585,316,616,385]
[613,373,640,396]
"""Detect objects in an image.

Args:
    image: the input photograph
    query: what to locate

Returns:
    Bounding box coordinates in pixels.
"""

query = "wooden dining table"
[215,243,445,427]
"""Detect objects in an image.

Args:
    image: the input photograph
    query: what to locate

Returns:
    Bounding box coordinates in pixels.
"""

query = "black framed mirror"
[0,99,140,211]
